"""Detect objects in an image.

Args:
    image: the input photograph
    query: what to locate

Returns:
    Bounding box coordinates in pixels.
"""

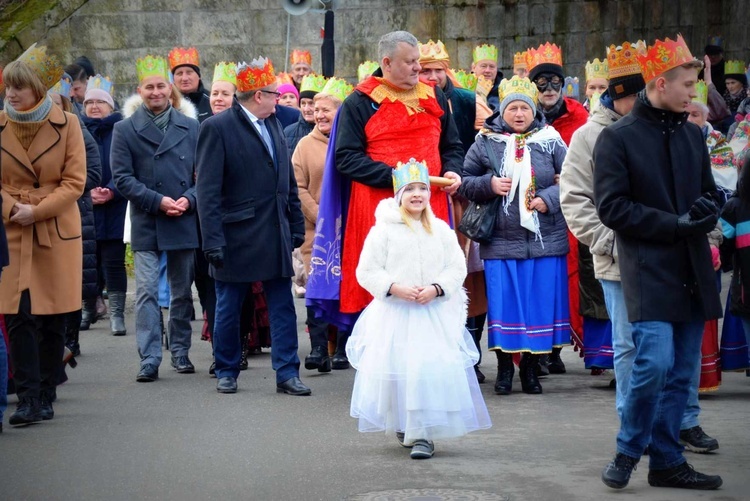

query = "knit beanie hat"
[499,92,536,116]
[608,73,645,100]
[278,83,299,101]
[84,88,115,109]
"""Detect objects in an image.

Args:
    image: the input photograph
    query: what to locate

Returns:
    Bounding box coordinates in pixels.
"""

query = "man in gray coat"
[112,55,199,382]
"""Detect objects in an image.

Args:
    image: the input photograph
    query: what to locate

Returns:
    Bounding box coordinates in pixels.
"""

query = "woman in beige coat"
[1,49,86,426]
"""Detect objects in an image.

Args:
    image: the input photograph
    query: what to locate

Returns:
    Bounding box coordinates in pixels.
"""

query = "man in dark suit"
[196,58,309,395]
[111,55,199,383]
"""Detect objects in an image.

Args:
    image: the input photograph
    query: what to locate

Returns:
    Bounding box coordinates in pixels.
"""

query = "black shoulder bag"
[458,137,502,244]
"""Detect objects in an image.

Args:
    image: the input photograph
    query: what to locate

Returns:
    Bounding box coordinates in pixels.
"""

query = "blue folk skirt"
[583,317,614,369]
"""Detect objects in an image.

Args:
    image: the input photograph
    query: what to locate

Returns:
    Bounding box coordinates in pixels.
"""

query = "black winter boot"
[494,350,514,395]
[548,347,566,374]
[331,330,350,370]
[305,345,332,372]
[9,396,43,426]
[80,297,99,331]
[65,310,82,357]
[109,291,127,336]
[520,353,543,394]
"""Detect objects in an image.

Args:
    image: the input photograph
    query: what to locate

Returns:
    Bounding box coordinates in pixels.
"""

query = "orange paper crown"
[418,40,451,67]
[513,52,527,70]
[636,35,700,82]
[168,47,200,72]
[607,41,646,79]
[236,57,276,93]
[526,42,563,72]
[290,49,312,66]
[276,72,294,85]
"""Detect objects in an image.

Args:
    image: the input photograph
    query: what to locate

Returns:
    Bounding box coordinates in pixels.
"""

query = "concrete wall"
[1,0,747,103]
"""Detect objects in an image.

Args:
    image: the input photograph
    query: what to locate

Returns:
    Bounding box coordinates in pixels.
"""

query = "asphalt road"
[1,290,749,501]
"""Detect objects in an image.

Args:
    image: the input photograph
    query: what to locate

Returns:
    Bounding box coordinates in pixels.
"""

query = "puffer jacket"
[284,114,315,156]
[79,120,103,300]
[460,111,569,260]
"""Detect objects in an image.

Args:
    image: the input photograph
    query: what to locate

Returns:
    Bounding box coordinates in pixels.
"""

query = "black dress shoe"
[171,356,195,374]
[304,345,332,372]
[331,352,350,370]
[9,397,42,426]
[136,363,159,382]
[276,376,311,396]
[217,377,238,394]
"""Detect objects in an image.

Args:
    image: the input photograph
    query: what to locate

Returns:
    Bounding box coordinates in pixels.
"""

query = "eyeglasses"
[260,90,281,99]
[533,76,563,93]
[84,100,109,106]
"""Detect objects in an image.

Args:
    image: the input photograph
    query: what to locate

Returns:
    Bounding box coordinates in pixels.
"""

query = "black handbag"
[458,137,502,244]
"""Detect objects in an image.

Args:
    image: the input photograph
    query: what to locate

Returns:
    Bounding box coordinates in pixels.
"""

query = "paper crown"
[86,74,114,95]
[276,72,294,85]
[49,73,72,97]
[498,76,539,105]
[636,35,699,83]
[526,42,563,72]
[418,40,451,65]
[585,58,609,82]
[693,80,708,106]
[473,44,498,63]
[357,61,379,82]
[300,73,327,93]
[290,49,312,66]
[725,60,746,76]
[236,57,275,93]
[706,35,723,48]
[212,62,237,87]
[607,41,646,79]
[564,76,579,99]
[136,55,170,82]
[514,52,527,70]
[168,47,200,72]
[453,69,478,91]
[319,77,353,102]
[393,158,430,193]
[16,43,63,91]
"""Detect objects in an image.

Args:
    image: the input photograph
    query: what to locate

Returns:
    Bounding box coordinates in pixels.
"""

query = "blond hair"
[313,93,343,107]
[2,60,47,103]
[399,202,434,234]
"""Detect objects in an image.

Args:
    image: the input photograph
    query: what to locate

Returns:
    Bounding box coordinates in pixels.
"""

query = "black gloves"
[292,234,305,249]
[676,195,719,238]
[204,247,225,269]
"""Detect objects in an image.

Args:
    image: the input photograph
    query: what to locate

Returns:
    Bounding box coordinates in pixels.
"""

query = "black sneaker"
[679,426,719,453]
[601,453,639,489]
[39,395,54,421]
[8,397,42,426]
[136,363,159,382]
[648,462,722,490]
[171,355,195,374]
[410,439,434,459]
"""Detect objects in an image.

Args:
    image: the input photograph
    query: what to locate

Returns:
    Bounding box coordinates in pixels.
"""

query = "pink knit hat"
[277,83,299,101]
[84,88,114,109]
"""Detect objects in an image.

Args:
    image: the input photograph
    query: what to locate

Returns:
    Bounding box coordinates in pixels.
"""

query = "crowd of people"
[1,27,749,485]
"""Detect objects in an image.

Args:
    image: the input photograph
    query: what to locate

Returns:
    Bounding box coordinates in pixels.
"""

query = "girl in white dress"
[347,159,492,459]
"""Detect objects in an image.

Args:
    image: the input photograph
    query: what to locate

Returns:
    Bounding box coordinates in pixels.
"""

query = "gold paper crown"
[693,81,708,106]
[498,75,539,105]
[290,49,312,66]
[514,52,527,70]
[418,40,451,65]
[725,60,746,76]
[236,57,275,93]
[357,61,379,82]
[585,58,609,82]
[136,55,170,82]
[473,44,498,63]
[86,74,114,95]
[607,41,646,79]
[526,42,563,72]
[636,34,699,82]
[213,62,237,87]
[393,158,430,193]
[276,72,294,85]
[168,47,200,72]
[319,77,353,102]
[16,43,63,91]
[454,69,478,91]
[300,73,327,93]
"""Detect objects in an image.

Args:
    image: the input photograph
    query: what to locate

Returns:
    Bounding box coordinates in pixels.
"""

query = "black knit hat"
[608,73,646,100]
[299,90,317,100]
[529,62,564,82]
[172,63,201,77]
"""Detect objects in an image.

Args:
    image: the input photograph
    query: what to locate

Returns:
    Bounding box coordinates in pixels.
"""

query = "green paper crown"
[693,80,708,106]
[393,158,430,194]
[725,60,746,76]
[300,73,327,93]
[357,61,379,82]
[454,70,478,91]
[319,77,353,102]
[213,62,237,87]
[136,55,170,82]
[473,44,498,63]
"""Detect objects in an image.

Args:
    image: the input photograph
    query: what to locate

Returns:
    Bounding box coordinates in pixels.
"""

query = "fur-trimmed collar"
[122,94,198,120]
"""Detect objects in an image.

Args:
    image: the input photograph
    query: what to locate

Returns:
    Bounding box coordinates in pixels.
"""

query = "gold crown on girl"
[636,34,700,82]
[17,43,63,91]
[514,51,528,70]
[319,77,353,102]
[693,81,708,106]
[393,158,430,193]
[136,55,170,82]
[454,69,478,90]
[300,73,327,93]
[86,74,114,94]
[606,41,646,79]
[290,49,312,66]
[236,57,275,93]
[357,60,379,82]
[725,60,746,75]
[168,47,200,71]
[585,58,609,82]
[418,40,451,65]
[473,44,498,63]
[526,42,563,72]
[212,62,237,87]
[498,75,539,104]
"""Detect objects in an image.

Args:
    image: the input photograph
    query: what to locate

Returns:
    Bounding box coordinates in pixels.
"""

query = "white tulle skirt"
[347,293,492,443]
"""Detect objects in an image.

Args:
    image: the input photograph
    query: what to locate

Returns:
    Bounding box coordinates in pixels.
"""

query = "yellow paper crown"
[393,158,430,193]
[236,57,275,93]
[693,80,708,106]
[473,44,498,63]
[136,55,170,82]
[636,34,699,82]
[300,73,327,93]
[725,60,746,76]
[514,52,527,70]
[213,62,237,87]
[454,70,478,91]
[319,77,353,102]
[418,40,451,66]
[607,41,646,79]
[498,75,539,105]
[585,58,609,82]
[526,42,563,72]
[290,49,312,66]
[168,47,200,72]
[357,61,379,82]
[16,43,63,91]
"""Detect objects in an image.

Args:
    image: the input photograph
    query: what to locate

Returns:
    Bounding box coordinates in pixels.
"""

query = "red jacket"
[551,97,589,146]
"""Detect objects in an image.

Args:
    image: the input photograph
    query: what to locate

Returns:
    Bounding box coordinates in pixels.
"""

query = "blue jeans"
[616,317,704,470]
[134,250,195,367]
[0,330,8,423]
[214,277,300,383]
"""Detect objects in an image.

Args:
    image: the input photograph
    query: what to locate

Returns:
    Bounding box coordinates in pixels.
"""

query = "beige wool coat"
[292,126,328,273]
[0,105,86,314]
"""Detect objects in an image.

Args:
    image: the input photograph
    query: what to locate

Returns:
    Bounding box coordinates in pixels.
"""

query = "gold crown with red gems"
[168,47,200,72]
[525,42,563,72]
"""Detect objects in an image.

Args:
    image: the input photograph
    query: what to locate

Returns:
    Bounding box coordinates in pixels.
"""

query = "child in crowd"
[347,159,491,459]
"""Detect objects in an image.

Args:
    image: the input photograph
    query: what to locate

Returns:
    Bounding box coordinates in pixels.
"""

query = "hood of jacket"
[589,102,622,128]
[374,197,409,226]
[122,94,198,120]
